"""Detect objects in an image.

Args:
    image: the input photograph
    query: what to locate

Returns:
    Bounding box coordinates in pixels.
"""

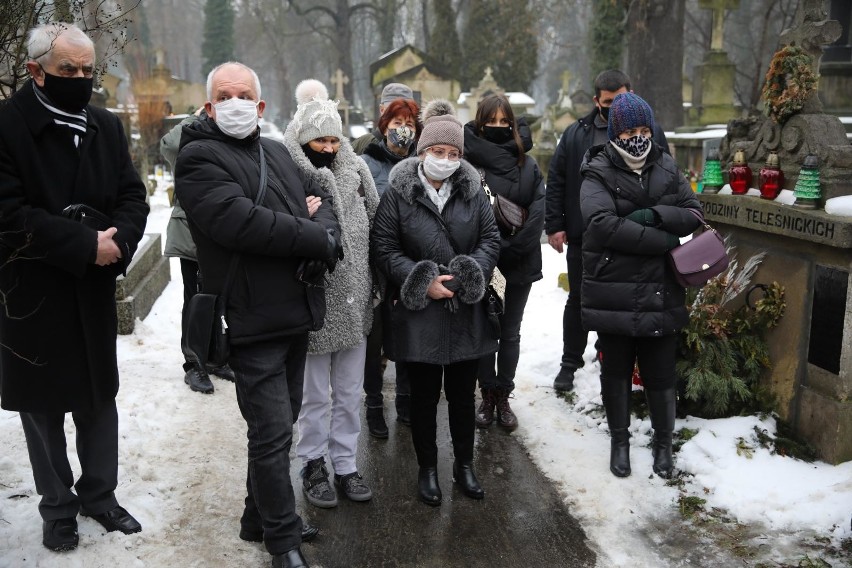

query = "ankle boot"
[475,388,496,428]
[417,467,441,506]
[452,461,484,500]
[645,387,676,478]
[494,388,518,430]
[366,406,389,439]
[601,378,632,478]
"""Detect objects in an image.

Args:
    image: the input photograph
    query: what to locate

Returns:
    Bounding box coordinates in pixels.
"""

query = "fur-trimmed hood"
[387,156,482,205]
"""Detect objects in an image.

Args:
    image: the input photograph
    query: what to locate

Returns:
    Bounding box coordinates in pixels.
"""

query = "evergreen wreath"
[676,244,786,418]
[761,45,818,124]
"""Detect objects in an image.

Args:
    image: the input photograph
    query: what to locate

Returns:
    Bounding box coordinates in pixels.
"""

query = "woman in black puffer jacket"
[463,94,544,432]
[371,100,500,507]
[579,93,701,480]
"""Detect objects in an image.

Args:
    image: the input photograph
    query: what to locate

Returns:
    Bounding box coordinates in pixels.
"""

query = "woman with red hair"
[360,97,421,438]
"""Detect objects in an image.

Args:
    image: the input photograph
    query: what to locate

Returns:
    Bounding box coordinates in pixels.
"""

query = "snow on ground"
[1,178,851,567]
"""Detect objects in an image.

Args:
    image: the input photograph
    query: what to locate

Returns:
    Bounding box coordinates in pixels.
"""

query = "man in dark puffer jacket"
[176,62,339,568]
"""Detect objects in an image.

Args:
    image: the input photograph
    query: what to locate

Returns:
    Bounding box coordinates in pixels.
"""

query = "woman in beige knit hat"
[370,99,501,506]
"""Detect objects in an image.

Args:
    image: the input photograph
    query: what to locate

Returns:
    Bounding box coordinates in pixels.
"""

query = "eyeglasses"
[427,147,460,161]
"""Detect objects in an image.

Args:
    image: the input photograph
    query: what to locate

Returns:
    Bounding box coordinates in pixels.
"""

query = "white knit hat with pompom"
[291,79,342,145]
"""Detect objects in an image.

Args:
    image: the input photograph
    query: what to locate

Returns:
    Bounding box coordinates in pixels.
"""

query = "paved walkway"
[293,380,597,568]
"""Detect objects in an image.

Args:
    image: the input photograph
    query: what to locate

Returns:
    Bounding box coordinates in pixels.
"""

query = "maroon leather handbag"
[667,210,729,288]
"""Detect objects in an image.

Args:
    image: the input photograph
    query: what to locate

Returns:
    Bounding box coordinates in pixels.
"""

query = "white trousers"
[296,339,366,476]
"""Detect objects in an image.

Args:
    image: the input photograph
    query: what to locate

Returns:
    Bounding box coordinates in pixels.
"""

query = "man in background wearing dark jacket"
[176,62,340,568]
[545,70,669,393]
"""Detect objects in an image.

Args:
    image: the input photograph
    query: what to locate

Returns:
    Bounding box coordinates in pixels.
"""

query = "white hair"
[27,23,95,65]
[206,62,262,101]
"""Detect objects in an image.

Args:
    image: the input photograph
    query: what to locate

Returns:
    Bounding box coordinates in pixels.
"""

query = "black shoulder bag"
[182,144,269,369]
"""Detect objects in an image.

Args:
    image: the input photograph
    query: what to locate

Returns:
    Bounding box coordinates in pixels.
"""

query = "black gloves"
[666,232,681,250]
[324,228,344,273]
[438,264,461,313]
[297,228,344,287]
[625,208,658,226]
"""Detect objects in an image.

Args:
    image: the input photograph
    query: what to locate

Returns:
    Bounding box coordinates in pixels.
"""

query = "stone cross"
[780,0,842,70]
[699,0,739,51]
[483,66,494,83]
[330,68,349,102]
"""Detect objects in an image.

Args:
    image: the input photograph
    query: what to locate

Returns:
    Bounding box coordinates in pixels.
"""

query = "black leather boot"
[601,378,631,478]
[366,406,389,439]
[646,387,676,478]
[417,466,442,506]
[271,547,309,568]
[452,461,484,500]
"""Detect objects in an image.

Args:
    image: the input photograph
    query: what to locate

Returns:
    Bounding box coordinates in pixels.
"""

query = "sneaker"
[184,366,214,394]
[206,363,235,382]
[334,472,373,502]
[301,457,337,508]
[553,367,575,392]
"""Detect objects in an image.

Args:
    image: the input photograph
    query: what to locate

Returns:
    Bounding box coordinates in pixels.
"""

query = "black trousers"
[561,243,588,371]
[478,281,532,391]
[180,258,201,372]
[229,335,308,555]
[19,399,120,521]
[597,333,679,392]
[364,303,410,407]
[407,359,478,467]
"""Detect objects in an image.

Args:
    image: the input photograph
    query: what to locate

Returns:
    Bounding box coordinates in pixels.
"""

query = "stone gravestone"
[688,0,740,126]
[115,233,170,334]
[703,1,852,463]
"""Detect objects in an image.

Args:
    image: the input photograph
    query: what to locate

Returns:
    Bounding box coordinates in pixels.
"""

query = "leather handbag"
[181,144,268,369]
[667,209,729,288]
[478,169,528,237]
[62,203,112,231]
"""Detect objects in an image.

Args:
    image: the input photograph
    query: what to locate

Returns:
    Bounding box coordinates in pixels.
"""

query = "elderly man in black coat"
[0,23,149,552]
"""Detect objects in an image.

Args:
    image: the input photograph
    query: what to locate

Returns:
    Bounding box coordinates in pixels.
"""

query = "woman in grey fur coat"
[285,80,380,509]
[371,100,501,507]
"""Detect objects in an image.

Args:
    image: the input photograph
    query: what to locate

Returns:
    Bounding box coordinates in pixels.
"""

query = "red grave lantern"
[758,151,784,200]
[729,149,753,195]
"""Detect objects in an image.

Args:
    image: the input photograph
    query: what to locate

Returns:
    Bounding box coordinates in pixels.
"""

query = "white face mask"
[213,97,259,139]
[422,153,461,181]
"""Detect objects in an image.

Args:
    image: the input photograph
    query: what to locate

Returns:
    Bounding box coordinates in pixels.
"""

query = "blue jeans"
[229,335,308,556]
[478,281,533,391]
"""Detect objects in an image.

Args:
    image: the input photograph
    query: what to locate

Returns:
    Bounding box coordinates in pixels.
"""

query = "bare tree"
[0,0,141,101]
[626,0,685,128]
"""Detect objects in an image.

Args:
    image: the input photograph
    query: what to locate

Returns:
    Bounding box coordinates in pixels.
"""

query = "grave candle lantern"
[758,151,784,200]
[793,154,821,210]
[701,150,723,194]
[728,149,753,195]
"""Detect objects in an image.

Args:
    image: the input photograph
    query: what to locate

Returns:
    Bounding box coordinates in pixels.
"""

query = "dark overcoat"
[370,157,501,365]
[0,81,149,413]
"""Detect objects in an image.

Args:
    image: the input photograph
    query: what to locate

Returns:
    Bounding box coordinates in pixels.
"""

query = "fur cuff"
[400,260,439,310]
[448,255,485,304]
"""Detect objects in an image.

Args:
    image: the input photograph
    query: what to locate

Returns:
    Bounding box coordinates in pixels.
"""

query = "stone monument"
[702,1,852,463]
[688,0,740,126]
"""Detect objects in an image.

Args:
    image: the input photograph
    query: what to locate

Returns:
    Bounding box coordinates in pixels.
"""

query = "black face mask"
[302,144,336,169]
[40,68,93,113]
[482,125,513,145]
[598,105,610,121]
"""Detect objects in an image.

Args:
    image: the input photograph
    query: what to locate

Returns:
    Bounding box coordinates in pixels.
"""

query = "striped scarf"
[32,83,88,148]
